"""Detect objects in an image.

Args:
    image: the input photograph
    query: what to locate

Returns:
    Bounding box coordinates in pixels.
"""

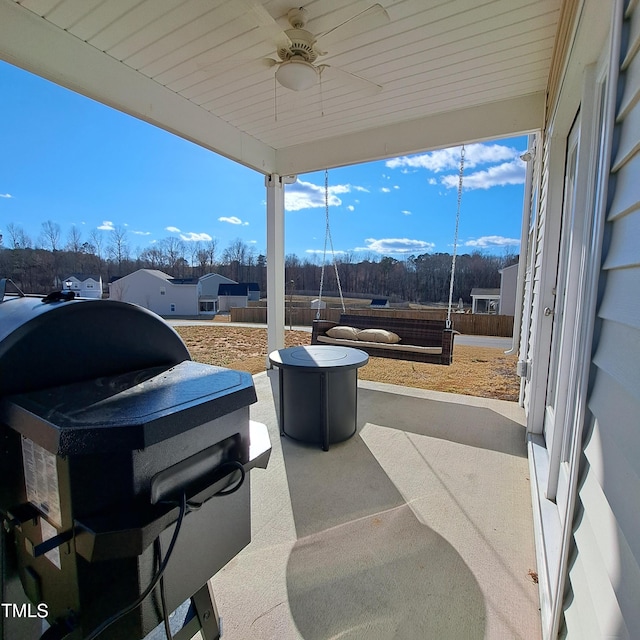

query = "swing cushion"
[357,328,401,344]
[326,326,362,340]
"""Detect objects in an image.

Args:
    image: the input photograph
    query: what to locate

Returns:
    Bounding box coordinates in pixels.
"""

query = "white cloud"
[98,220,115,231]
[428,178,437,185]
[285,179,366,211]
[132,230,151,236]
[347,205,355,212]
[380,187,391,193]
[0,193,13,199]
[386,142,522,173]
[218,216,248,225]
[464,235,521,248]
[166,226,181,233]
[357,238,435,255]
[285,180,341,211]
[401,210,412,215]
[441,159,525,190]
[181,232,213,242]
[305,248,347,255]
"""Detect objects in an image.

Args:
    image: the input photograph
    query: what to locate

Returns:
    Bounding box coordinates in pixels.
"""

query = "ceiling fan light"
[275,59,317,91]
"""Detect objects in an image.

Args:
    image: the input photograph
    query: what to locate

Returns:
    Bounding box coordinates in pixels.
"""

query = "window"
[160,288,166,295]
[170,304,176,312]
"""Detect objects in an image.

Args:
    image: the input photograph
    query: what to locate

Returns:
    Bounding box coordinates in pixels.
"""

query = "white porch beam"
[0,1,276,175]
[275,93,545,175]
[266,174,292,357]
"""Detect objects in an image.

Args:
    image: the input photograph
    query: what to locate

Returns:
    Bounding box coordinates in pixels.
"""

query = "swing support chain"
[446,145,465,330]
[316,169,346,319]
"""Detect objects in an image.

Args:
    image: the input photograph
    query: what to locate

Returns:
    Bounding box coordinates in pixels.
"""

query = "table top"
[268,345,369,370]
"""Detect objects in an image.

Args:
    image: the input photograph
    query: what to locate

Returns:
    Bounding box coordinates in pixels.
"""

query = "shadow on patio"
[210,372,540,639]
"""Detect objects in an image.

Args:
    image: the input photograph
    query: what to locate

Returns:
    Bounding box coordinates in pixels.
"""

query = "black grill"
[0,286,270,640]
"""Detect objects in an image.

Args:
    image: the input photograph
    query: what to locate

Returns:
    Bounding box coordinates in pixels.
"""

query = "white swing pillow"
[357,328,401,344]
[326,326,361,340]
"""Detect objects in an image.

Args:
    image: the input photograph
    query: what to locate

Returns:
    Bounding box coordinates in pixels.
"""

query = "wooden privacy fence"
[229,306,514,337]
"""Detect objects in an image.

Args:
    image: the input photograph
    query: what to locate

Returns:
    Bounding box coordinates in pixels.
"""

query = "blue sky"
[1,60,526,261]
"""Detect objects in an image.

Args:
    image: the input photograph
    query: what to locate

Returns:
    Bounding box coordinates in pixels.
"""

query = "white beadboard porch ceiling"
[1,0,560,174]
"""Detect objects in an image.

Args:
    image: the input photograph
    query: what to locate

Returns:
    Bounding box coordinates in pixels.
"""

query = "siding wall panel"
[608,150,640,219]
[582,423,640,565]
[601,210,640,270]
[588,368,640,457]
[597,268,640,327]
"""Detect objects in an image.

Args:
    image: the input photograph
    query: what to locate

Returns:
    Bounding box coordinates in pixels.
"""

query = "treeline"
[0,221,516,303]
[284,251,516,304]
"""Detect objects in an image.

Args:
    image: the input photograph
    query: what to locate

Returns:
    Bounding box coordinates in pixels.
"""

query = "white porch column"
[265,173,294,356]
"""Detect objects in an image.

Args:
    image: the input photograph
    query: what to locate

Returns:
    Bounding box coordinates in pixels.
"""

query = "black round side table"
[268,345,369,451]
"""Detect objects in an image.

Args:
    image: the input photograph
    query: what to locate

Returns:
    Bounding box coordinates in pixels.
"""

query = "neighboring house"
[63,274,102,299]
[217,283,250,312]
[198,273,237,314]
[470,288,500,314]
[246,282,260,302]
[498,263,518,316]
[109,269,198,316]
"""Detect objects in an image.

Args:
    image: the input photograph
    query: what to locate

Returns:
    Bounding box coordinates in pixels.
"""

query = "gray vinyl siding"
[562,1,640,636]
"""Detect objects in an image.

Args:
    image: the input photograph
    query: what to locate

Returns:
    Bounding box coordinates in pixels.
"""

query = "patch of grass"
[175,326,520,402]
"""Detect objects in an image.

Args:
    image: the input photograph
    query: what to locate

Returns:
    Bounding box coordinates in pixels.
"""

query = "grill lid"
[0,296,191,396]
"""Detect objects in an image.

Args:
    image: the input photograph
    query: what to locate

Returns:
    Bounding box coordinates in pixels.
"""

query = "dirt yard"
[175,325,521,402]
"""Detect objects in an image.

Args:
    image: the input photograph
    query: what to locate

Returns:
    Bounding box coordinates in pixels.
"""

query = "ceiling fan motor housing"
[277,28,318,62]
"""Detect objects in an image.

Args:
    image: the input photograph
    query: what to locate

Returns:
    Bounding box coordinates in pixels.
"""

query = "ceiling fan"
[239,2,389,93]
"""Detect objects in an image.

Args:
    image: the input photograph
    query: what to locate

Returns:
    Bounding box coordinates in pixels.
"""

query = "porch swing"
[310,146,466,365]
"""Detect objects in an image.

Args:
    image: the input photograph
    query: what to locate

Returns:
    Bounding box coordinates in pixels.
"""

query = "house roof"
[1,1,561,175]
[198,273,237,283]
[65,273,101,282]
[371,298,389,306]
[168,277,199,285]
[142,270,173,280]
[470,288,501,297]
[218,284,249,296]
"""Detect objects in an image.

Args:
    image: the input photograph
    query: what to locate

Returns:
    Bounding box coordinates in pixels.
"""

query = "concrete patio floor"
[210,371,541,639]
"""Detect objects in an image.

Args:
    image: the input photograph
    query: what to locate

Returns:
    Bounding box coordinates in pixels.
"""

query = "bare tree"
[157,237,187,275]
[139,245,165,269]
[107,225,129,275]
[6,223,32,249]
[223,238,250,281]
[89,229,104,260]
[205,238,218,269]
[39,220,61,251]
[66,226,83,253]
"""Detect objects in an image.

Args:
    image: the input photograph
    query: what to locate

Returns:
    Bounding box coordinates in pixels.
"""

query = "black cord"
[84,493,187,640]
[156,538,173,640]
[213,461,245,496]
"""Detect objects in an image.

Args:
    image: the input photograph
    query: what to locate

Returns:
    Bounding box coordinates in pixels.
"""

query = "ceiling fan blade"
[240,0,292,50]
[197,57,277,75]
[318,64,383,94]
[316,3,389,49]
